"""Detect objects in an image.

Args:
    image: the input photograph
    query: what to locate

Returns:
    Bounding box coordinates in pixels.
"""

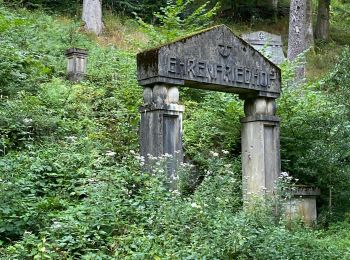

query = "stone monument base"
[284,186,321,226]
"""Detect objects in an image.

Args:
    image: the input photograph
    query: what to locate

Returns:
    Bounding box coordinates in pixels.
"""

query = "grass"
[96,11,149,52]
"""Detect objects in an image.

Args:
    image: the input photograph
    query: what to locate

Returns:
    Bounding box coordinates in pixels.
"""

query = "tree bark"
[271,0,278,11]
[82,0,104,36]
[271,0,278,20]
[315,0,330,41]
[287,0,312,83]
[288,0,306,60]
[305,0,314,49]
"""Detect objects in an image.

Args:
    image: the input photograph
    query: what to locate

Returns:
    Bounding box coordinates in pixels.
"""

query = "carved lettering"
[244,68,251,84]
[207,64,216,80]
[269,70,276,88]
[198,62,206,78]
[177,60,185,76]
[260,71,268,87]
[224,66,232,82]
[236,67,244,83]
[166,57,273,89]
[251,69,260,87]
[187,59,196,77]
[168,57,176,73]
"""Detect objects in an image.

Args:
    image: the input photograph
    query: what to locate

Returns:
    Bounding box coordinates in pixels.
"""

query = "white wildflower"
[65,136,77,142]
[280,172,289,177]
[23,118,33,124]
[172,190,180,196]
[210,151,219,157]
[88,178,97,184]
[190,202,201,209]
[105,151,116,157]
[52,221,62,229]
[164,153,173,158]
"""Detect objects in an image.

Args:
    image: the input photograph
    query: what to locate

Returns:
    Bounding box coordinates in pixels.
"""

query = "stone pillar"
[241,97,281,201]
[140,84,184,183]
[65,48,88,82]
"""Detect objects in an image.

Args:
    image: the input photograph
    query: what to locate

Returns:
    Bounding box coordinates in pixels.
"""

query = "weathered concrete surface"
[241,98,281,200]
[241,31,285,65]
[137,25,281,99]
[285,187,321,226]
[65,48,88,82]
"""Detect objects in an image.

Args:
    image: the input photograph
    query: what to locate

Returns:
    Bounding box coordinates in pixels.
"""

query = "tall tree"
[271,0,278,20]
[305,0,314,49]
[315,0,330,40]
[287,0,313,82]
[82,0,104,35]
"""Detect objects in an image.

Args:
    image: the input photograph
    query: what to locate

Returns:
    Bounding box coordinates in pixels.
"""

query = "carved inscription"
[167,57,276,88]
[137,25,281,96]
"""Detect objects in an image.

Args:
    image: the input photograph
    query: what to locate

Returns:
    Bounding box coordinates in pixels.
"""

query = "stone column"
[140,84,184,184]
[241,97,281,201]
[65,48,88,82]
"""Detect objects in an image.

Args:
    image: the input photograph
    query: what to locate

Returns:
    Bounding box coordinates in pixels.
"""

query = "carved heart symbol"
[218,44,232,58]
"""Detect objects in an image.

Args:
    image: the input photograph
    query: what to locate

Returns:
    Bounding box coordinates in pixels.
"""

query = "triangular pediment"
[137,25,281,97]
[242,31,282,46]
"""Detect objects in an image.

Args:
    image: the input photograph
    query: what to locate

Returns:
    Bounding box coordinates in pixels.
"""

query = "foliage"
[278,55,350,221]
[323,47,350,109]
[3,0,166,20]
[136,0,220,46]
[183,92,243,167]
[1,2,350,259]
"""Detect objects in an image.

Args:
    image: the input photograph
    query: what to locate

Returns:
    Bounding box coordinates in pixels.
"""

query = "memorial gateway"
[137,25,281,200]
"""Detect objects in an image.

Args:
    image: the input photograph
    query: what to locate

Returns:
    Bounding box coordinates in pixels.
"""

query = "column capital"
[243,97,277,117]
[143,84,180,106]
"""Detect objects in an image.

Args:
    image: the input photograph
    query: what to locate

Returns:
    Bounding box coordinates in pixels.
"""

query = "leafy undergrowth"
[1,4,350,259]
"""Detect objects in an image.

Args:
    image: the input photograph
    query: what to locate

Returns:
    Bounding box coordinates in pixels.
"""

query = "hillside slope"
[1,5,350,259]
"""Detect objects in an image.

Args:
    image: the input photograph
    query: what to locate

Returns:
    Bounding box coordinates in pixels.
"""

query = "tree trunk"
[305,0,314,49]
[315,0,330,40]
[272,0,278,11]
[82,0,104,36]
[271,0,278,20]
[288,0,306,60]
[287,0,310,83]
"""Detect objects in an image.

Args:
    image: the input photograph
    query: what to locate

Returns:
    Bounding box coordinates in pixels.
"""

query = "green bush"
[2,3,350,259]
[136,0,220,46]
[183,92,243,167]
[278,56,350,220]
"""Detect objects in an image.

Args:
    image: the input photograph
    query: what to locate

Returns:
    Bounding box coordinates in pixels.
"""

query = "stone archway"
[137,25,281,199]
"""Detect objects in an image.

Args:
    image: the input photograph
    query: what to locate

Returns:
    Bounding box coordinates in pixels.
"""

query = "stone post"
[241,97,281,201]
[285,187,321,226]
[65,48,88,82]
[140,84,184,185]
